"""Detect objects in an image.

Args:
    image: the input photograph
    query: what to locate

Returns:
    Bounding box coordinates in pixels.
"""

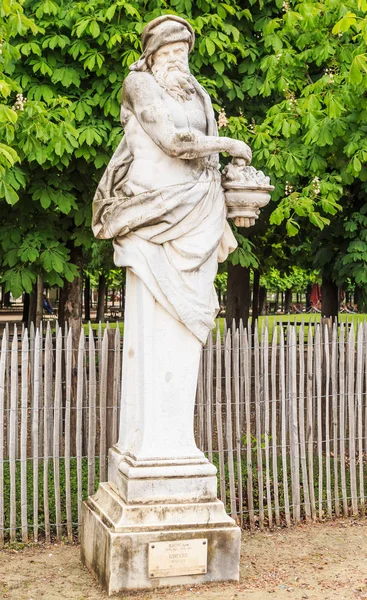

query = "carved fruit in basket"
[222,158,274,228]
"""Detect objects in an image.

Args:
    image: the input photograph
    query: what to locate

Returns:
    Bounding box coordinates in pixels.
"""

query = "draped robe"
[92,80,236,345]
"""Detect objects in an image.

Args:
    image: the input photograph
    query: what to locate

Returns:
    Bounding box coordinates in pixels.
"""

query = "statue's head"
[130,16,196,102]
[130,17,195,96]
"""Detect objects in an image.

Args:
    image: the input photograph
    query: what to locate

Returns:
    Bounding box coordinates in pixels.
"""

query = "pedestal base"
[81,482,241,594]
[107,445,218,504]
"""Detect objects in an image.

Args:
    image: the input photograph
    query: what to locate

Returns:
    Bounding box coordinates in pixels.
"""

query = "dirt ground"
[1,520,367,600]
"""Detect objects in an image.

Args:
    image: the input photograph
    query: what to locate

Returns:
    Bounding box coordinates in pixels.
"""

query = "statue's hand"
[226,139,252,164]
[234,216,256,228]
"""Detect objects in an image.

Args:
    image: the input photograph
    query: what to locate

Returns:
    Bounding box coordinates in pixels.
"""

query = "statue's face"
[150,40,193,102]
[152,41,189,73]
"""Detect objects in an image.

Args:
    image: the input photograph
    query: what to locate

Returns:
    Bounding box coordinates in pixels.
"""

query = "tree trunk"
[259,286,267,315]
[354,285,363,311]
[251,269,260,332]
[321,277,339,318]
[22,293,30,323]
[58,286,67,325]
[4,291,11,307]
[57,246,83,455]
[275,292,279,314]
[225,262,250,328]
[321,276,339,332]
[96,274,106,322]
[284,288,292,314]
[58,246,83,330]
[306,284,312,311]
[28,287,37,327]
[105,286,108,313]
[35,275,43,328]
[84,275,91,322]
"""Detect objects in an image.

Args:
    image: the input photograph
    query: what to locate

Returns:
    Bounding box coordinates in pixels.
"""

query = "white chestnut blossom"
[217,109,228,129]
[12,92,27,111]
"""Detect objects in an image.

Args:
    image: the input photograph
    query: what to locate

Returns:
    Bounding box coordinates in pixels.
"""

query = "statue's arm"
[123,73,251,162]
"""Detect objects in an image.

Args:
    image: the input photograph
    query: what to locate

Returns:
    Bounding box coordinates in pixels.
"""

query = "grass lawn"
[1,452,360,542]
[83,312,367,340]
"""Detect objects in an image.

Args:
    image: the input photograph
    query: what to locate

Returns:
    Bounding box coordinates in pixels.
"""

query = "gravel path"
[1,519,367,600]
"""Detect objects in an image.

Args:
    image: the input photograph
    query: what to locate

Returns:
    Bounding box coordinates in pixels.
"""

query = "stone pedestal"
[81,480,240,594]
[81,271,241,593]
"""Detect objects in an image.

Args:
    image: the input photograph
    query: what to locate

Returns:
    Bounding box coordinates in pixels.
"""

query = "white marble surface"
[92,20,252,344]
[117,269,203,461]
[82,15,251,593]
[81,481,241,593]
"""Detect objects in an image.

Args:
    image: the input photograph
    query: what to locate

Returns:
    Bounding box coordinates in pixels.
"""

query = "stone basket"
[223,183,274,222]
[221,159,275,226]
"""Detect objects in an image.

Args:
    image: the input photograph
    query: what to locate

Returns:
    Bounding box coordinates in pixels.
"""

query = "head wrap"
[129,15,195,72]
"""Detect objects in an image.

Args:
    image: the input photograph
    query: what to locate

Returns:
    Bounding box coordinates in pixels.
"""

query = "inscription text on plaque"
[148,539,208,578]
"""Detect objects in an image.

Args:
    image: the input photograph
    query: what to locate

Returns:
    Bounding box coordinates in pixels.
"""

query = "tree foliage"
[261,266,319,293]
[0,0,37,203]
[1,0,367,298]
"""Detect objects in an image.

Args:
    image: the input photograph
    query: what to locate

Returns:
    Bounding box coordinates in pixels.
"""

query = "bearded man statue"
[82,15,252,593]
[93,15,251,344]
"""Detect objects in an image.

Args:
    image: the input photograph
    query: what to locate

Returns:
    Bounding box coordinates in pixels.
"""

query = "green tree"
[0,0,37,204]
[218,0,367,318]
[3,0,367,322]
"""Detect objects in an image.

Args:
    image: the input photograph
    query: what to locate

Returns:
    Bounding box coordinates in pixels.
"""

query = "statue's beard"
[152,61,195,102]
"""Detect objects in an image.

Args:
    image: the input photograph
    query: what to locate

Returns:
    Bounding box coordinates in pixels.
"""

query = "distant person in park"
[43,295,53,315]
[309,283,321,312]
[92,15,251,343]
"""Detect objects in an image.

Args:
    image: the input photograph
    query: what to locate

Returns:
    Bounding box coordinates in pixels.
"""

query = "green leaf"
[285,155,296,173]
[21,270,35,293]
[282,120,291,138]
[75,18,91,38]
[51,67,81,88]
[34,188,52,209]
[35,0,59,17]
[213,60,225,75]
[40,248,65,273]
[2,268,35,297]
[332,12,357,34]
[269,206,285,225]
[349,55,367,85]
[205,38,216,57]
[0,142,19,166]
[353,155,362,173]
[309,212,329,229]
[106,6,116,20]
[3,270,23,298]
[5,249,19,268]
[89,20,100,38]
[286,219,299,236]
[63,262,79,282]
[0,179,19,205]
[20,246,39,262]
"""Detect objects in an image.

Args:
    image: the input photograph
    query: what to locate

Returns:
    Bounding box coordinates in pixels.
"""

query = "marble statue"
[92,14,252,344]
[81,15,259,594]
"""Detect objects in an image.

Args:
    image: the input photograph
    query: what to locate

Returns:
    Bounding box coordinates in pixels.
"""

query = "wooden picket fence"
[0,318,367,544]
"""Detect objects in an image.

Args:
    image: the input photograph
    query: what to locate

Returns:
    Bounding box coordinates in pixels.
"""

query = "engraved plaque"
[148,539,208,578]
